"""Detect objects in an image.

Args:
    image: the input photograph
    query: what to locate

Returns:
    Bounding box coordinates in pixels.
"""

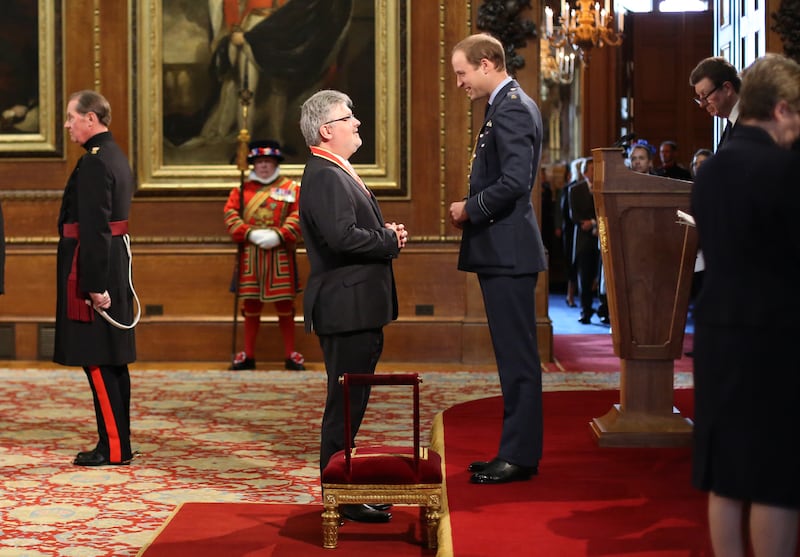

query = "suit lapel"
[311,152,383,223]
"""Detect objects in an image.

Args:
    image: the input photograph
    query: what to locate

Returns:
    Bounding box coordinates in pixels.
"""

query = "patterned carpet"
[0,365,694,556]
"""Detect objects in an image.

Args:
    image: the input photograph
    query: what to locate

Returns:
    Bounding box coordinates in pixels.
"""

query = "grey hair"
[300,89,353,147]
[69,90,112,126]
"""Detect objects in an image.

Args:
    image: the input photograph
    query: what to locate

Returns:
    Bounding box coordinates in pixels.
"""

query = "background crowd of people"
[543,136,711,326]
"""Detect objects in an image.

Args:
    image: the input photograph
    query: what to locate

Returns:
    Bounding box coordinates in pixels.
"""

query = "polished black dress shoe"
[75,449,97,461]
[469,458,538,474]
[470,459,537,484]
[73,449,130,467]
[468,460,492,472]
[339,504,392,523]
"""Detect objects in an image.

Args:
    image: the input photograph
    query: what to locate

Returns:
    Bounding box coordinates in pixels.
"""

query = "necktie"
[718,120,732,148]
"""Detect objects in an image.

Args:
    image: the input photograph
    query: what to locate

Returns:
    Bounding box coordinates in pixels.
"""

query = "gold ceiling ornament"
[544,0,624,63]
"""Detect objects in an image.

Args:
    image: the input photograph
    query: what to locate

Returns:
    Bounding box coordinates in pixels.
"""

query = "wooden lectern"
[589,148,697,447]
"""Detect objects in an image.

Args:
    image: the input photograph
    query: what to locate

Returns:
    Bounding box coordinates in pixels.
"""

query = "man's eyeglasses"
[693,84,720,106]
[323,114,356,125]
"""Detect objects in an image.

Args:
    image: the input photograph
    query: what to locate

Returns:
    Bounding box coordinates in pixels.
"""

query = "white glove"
[248,229,281,250]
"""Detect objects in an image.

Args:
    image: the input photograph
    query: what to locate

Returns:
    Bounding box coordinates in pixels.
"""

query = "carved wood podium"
[589,148,697,447]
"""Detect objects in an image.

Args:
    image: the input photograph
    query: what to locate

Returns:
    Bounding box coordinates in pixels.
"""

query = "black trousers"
[478,273,543,467]
[575,243,599,316]
[318,329,384,475]
[83,364,132,463]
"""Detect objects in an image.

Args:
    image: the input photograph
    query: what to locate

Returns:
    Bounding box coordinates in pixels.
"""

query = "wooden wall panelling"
[0,241,471,362]
[129,200,230,238]
[686,14,716,156]
[0,195,61,239]
[765,0,783,54]
[0,249,54,319]
[631,12,713,168]
[407,0,448,239]
[97,0,131,155]
[581,45,620,156]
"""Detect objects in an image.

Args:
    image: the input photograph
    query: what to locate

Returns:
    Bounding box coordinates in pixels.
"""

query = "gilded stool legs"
[322,493,341,549]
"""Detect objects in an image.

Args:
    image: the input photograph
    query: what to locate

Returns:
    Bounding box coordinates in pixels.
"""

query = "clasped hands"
[248,229,281,250]
[385,222,409,249]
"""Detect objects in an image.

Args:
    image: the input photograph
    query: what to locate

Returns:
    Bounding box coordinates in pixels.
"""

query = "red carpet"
[140,390,713,556]
[138,502,435,556]
[550,334,694,372]
[442,389,710,556]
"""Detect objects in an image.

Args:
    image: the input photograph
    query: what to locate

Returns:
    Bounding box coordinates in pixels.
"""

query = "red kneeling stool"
[320,373,443,549]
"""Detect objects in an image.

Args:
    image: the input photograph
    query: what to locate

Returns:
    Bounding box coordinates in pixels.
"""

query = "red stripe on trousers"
[88,366,122,463]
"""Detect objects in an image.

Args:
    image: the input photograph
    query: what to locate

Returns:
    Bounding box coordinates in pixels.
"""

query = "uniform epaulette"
[507,87,520,101]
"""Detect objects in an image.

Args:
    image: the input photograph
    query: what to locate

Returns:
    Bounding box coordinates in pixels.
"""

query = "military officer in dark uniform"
[449,34,547,484]
[55,90,136,466]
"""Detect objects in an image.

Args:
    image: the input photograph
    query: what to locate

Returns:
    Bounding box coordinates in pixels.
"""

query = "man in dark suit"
[689,57,741,149]
[298,89,408,522]
[655,140,692,180]
[55,90,136,467]
[449,33,547,484]
[568,158,600,324]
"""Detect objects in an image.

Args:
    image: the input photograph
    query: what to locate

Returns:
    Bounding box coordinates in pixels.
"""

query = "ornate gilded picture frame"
[0,0,62,157]
[135,0,406,196]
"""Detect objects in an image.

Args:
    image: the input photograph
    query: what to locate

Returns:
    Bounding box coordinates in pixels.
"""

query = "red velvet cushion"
[322,446,442,484]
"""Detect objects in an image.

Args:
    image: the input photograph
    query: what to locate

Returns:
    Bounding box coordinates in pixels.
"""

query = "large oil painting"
[136,0,406,195]
[0,0,61,157]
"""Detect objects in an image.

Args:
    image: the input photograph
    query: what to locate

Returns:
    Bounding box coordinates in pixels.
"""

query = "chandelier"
[540,37,576,85]
[544,0,624,63]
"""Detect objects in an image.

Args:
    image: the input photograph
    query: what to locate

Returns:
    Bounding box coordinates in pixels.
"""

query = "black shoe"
[75,448,98,460]
[578,314,592,324]
[469,457,538,475]
[468,460,491,472]
[365,504,393,511]
[230,352,255,371]
[284,351,306,371]
[600,316,611,325]
[339,504,392,523]
[470,459,538,484]
[73,449,130,467]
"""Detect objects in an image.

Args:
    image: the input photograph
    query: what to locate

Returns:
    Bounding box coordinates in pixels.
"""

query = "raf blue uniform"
[460,80,547,469]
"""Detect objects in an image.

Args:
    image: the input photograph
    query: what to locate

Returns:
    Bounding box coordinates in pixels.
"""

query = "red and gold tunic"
[222,0,289,28]
[223,175,302,301]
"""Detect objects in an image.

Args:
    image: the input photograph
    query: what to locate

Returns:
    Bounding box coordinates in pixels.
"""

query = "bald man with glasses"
[689,56,742,149]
